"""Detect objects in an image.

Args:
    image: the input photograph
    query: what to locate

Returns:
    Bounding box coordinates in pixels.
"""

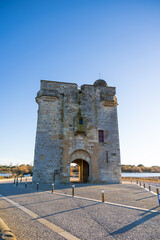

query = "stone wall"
[33,79,121,184]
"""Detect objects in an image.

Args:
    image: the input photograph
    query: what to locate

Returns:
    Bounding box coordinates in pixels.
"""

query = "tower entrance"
[70,159,89,183]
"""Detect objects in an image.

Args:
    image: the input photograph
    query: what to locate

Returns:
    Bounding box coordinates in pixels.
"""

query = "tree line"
[121,164,160,173]
[0,164,160,176]
[0,164,33,176]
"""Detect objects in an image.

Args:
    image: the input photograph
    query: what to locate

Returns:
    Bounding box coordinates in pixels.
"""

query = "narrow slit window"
[106,151,108,163]
[79,118,83,125]
[99,130,104,142]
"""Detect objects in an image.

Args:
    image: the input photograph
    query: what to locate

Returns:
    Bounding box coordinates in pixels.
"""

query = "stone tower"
[33,79,121,184]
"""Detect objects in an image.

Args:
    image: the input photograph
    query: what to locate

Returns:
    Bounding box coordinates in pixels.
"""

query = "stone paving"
[0,180,160,240]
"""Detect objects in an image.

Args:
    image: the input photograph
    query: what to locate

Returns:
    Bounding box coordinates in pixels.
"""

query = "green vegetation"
[121,164,160,173]
[0,164,33,177]
[1,164,160,178]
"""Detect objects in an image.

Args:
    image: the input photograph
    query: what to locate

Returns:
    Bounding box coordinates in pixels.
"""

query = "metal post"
[14,178,15,184]
[16,178,18,187]
[37,182,39,191]
[20,177,22,183]
[136,180,138,184]
[156,187,159,195]
[25,178,27,189]
[101,189,105,202]
[52,183,54,193]
[72,184,75,197]
[158,194,160,206]
[131,179,132,183]
[140,182,141,186]
[149,185,151,191]
[143,183,145,188]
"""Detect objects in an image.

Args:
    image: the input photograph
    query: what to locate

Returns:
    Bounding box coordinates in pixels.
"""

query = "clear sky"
[1,0,160,167]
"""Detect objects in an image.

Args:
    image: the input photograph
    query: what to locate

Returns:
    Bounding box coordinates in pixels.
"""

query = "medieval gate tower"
[33,79,121,184]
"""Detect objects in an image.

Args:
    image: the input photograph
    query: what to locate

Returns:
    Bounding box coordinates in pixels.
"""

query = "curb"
[0,218,18,240]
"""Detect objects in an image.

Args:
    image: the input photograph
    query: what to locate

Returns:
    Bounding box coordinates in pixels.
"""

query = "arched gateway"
[70,150,91,183]
[71,159,89,183]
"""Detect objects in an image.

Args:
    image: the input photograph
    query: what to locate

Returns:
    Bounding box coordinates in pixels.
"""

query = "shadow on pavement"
[0,196,67,210]
[32,202,101,220]
[110,211,158,236]
[136,195,156,201]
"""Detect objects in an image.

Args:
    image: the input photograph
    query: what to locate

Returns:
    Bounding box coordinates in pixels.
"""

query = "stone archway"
[71,159,89,183]
[70,149,91,183]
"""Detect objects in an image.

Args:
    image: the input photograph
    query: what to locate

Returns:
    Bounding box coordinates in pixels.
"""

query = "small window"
[99,130,104,142]
[79,118,83,125]
[111,153,116,156]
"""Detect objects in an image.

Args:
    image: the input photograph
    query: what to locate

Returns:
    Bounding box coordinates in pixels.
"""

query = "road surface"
[0,179,160,239]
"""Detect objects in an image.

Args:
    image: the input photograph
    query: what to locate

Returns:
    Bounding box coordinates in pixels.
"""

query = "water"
[24,174,31,177]
[0,173,11,177]
[122,172,160,178]
[1,172,160,178]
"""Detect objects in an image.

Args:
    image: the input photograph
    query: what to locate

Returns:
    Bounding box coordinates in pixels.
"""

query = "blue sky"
[0,0,160,166]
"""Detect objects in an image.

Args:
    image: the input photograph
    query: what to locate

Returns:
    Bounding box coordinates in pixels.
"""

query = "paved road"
[0,180,160,240]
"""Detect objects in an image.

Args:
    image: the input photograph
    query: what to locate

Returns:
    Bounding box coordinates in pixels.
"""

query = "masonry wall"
[33,79,121,184]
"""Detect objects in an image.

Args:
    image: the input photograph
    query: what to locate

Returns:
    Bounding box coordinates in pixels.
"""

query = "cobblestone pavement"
[0,180,160,240]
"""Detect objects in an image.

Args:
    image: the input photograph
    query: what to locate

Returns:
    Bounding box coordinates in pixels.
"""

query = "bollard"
[156,187,159,195]
[25,178,27,189]
[72,184,75,197]
[149,185,151,191]
[158,194,160,206]
[52,183,54,193]
[131,179,132,183]
[101,189,105,202]
[20,177,22,183]
[14,178,16,184]
[136,180,138,184]
[140,182,141,186]
[16,178,18,187]
[37,182,39,191]
[143,183,145,188]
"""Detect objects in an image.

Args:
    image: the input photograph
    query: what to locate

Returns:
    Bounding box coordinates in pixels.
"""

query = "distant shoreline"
[0,173,31,178]
[1,172,160,179]
[122,172,160,177]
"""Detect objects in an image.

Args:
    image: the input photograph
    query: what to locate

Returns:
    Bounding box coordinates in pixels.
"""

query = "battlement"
[37,79,116,100]
[41,80,78,90]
